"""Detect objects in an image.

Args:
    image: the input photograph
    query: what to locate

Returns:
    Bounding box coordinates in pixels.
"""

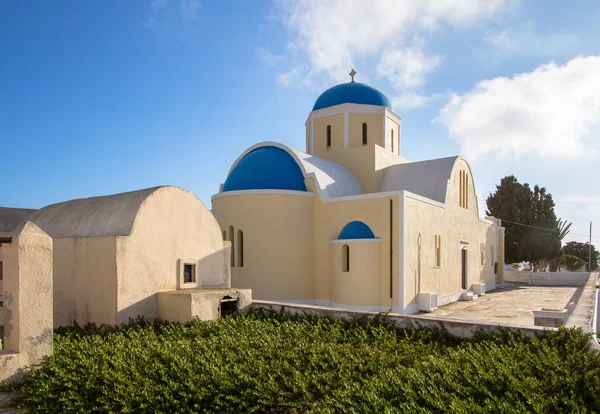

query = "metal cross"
[349,68,356,82]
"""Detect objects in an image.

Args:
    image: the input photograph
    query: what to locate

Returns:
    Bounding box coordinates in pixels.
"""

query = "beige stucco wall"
[115,187,228,325]
[314,114,344,157]
[384,116,400,155]
[0,222,53,382]
[52,236,117,327]
[349,113,382,149]
[331,241,383,306]
[157,288,252,323]
[212,192,315,301]
[312,190,399,308]
[403,159,498,308]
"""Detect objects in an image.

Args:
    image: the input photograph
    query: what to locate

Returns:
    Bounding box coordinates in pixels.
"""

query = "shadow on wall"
[115,247,232,325]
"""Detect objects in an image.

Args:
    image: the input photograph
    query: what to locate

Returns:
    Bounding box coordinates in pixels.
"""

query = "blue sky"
[2,0,600,244]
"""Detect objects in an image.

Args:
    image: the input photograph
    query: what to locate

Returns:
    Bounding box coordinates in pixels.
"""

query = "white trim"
[404,191,446,208]
[310,120,314,154]
[344,112,349,149]
[385,107,401,124]
[399,191,406,312]
[212,189,315,201]
[381,112,386,148]
[330,238,382,244]
[305,103,387,126]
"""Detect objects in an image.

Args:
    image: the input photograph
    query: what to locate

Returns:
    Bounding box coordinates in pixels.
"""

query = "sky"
[1,0,599,245]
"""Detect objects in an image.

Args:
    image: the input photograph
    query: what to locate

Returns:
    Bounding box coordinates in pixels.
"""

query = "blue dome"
[338,221,376,240]
[223,146,307,192]
[313,82,392,111]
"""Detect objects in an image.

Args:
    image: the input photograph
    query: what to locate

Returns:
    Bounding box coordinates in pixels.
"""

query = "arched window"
[222,230,226,241]
[391,129,394,153]
[327,125,332,148]
[342,244,350,272]
[237,230,244,268]
[362,123,367,145]
[229,226,235,267]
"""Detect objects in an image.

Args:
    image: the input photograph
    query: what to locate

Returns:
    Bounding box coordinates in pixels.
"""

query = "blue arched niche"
[338,221,376,240]
[223,146,307,192]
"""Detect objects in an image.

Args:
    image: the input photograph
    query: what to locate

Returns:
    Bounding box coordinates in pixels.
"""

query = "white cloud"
[391,92,444,110]
[272,0,514,85]
[437,55,600,161]
[484,28,580,58]
[180,0,201,19]
[377,47,441,88]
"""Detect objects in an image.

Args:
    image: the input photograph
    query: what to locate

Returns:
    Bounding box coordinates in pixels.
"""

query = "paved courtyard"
[420,283,582,327]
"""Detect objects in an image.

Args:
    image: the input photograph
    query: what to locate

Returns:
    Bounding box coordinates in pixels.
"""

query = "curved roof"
[223,146,307,192]
[27,187,163,238]
[223,142,363,198]
[313,82,392,111]
[380,156,459,203]
[0,207,37,233]
[338,221,376,239]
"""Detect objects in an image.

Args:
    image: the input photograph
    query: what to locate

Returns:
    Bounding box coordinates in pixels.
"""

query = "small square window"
[183,264,195,284]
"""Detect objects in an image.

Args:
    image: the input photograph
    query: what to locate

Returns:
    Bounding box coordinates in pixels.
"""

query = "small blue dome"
[338,221,376,240]
[223,146,307,192]
[313,82,392,111]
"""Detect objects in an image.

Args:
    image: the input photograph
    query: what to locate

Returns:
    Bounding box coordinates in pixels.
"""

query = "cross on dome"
[349,69,357,82]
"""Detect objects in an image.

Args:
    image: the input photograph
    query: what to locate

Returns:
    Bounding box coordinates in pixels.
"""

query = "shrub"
[10,310,600,413]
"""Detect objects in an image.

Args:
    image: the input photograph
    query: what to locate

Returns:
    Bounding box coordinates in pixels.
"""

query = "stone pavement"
[420,283,580,326]
[0,393,19,413]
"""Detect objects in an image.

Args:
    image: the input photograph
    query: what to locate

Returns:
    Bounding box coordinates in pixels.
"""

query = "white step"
[460,291,479,301]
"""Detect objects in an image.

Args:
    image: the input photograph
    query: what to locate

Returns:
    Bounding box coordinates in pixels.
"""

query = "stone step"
[460,291,479,301]
[0,393,20,413]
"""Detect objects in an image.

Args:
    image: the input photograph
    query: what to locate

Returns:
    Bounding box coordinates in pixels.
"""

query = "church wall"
[211,192,315,301]
[403,160,498,310]
[384,116,400,155]
[313,114,344,157]
[330,240,383,306]
[349,113,382,149]
[313,194,400,308]
[115,187,227,325]
[52,236,118,327]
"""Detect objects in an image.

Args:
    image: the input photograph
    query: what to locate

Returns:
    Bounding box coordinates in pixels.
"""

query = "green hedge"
[7,309,600,413]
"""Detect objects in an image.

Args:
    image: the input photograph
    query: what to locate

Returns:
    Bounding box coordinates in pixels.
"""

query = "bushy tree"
[563,241,599,271]
[564,254,586,271]
[486,176,562,270]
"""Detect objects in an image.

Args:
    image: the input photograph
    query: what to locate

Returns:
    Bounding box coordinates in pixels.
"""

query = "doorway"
[461,247,468,290]
[220,296,238,317]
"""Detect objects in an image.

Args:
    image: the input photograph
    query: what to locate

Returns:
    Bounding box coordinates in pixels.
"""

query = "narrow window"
[237,230,244,268]
[183,263,195,283]
[362,123,367,145]
[342,244,350,272]
[435,235,441,267]
[326,125,331,148]
[391,129,394,153]
[480,243,485,266]
[222,230,226,241]
[0,261,3,280]
[229,226,235,267]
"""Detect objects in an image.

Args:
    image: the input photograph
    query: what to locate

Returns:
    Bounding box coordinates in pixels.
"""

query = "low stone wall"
[250,300,550,339]
[504,271,591,286]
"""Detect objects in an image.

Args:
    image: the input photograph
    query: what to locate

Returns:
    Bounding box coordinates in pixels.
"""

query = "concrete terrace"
[420,283,581,327]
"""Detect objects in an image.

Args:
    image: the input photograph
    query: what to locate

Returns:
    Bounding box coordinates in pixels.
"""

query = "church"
[212,71,505,314]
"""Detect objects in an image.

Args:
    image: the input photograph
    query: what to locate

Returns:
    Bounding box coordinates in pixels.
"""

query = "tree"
[563,241,599,271]
[549,219,572,271]
[486,176,562,270]
[564,254,586,271]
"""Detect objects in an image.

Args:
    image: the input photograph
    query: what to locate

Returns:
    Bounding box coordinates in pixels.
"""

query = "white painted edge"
[330,238,382,244]
[212,189,316,201]
[399,191,406,312]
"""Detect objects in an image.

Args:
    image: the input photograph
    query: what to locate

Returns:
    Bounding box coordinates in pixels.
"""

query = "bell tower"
[304,71,405,193]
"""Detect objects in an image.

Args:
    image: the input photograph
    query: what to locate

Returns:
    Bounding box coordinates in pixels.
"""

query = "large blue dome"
[222,146,307,192]
[313,82,392,111]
